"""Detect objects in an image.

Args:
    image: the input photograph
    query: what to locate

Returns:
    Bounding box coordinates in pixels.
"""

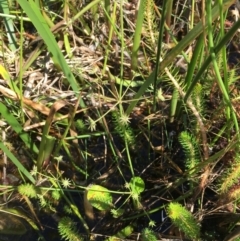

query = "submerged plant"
[18,183,38,198]
[1,0,240,240]
[192,84,205,121]
[143,0,158,52]
[167,202,200,240]
[58,217,84,241]
[112,111,135,145]
[219,153,240,202]
[178,131,201,175]
[75,119,87,133]
[129,176,145,198]
[141,228,157,241]
[105,225,134,241]
[87,184,113,211]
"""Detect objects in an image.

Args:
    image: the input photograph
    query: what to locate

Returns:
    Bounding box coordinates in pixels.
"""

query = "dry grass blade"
[0,84,51,115]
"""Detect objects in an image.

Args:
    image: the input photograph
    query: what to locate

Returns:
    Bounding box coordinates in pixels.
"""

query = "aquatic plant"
[178,131,200,175]
[167,202,200,240]
[58,217,84,241]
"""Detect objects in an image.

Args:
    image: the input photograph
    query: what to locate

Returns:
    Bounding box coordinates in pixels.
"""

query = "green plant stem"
[0,102,38,155]
[0,0,17,51]
[125,137,134,176]
[17,0,85,108]
[62,141,88,176]
[184,18,240,101]
[153,0,168,111]
[54,98,79,155]
[185,34,204,89]
[37,101,66,174]
[68,0,102,26]
[131,0,146,71]
[206,1,239,133]
[165,0,173,43]
[0,142,35,184]
[63,0,72,58]
[50,178,90,234]
[104,0,110,26]
[210,121,233,148]
[126,0,235,115]
[102,2,117,75]
[190,0,195,30]
[119,0,124,98]
[18,10,25,124]
[219,0,231,124]
[169,88,179,123]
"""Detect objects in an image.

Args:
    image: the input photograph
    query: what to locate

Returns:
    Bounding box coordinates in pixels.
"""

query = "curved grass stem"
[206,1,239,134]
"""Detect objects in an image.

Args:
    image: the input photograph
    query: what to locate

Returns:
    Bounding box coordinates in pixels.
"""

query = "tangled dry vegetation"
[1,0,240,240]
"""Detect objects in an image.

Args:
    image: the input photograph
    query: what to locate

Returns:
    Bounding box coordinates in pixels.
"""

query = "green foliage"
[232,237,240,241]
[0,140,36,184]
[228,68,238,87]
[75,119,87,133]
[131,0,146,70]
[18,183,38,198]
[17,0,83,97]
[37,194,57,212]
[63,205,73,215]
[111,208,125,218]
[219,154,240,201]
[192,83,205,118]
[2,1,240,240]
[114,225,133,239]
[178,131,200,174]
[105,225,134,241]
[37,194,48,208]
[52,190,61,200]
[18,184,59,211]
[167,202,200,240]
[87,185,113,211]
[112,111,135,145]
[141,228,157,241]
[143,0,158,52]
[127,176,145,209]
[129,176,145,195]
[0,0,17,51]
[58,217,83,241]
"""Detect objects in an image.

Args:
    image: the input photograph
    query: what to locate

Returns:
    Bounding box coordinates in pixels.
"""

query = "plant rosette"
[87,184,113,211]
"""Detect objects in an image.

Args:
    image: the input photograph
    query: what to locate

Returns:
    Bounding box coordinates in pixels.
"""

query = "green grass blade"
[0,0,17,51]
[0,102,39,155]
[0,142,35,184]
[153,0,168,111]
[69,0,102,26]
[185,34,204,89]
[126,0,235,115]
[16,0,85,107]
[159,0,234,72]
[131,0,146,71]
[206,1,239,133]
[184,18,240,101]
[169,88,179,123]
